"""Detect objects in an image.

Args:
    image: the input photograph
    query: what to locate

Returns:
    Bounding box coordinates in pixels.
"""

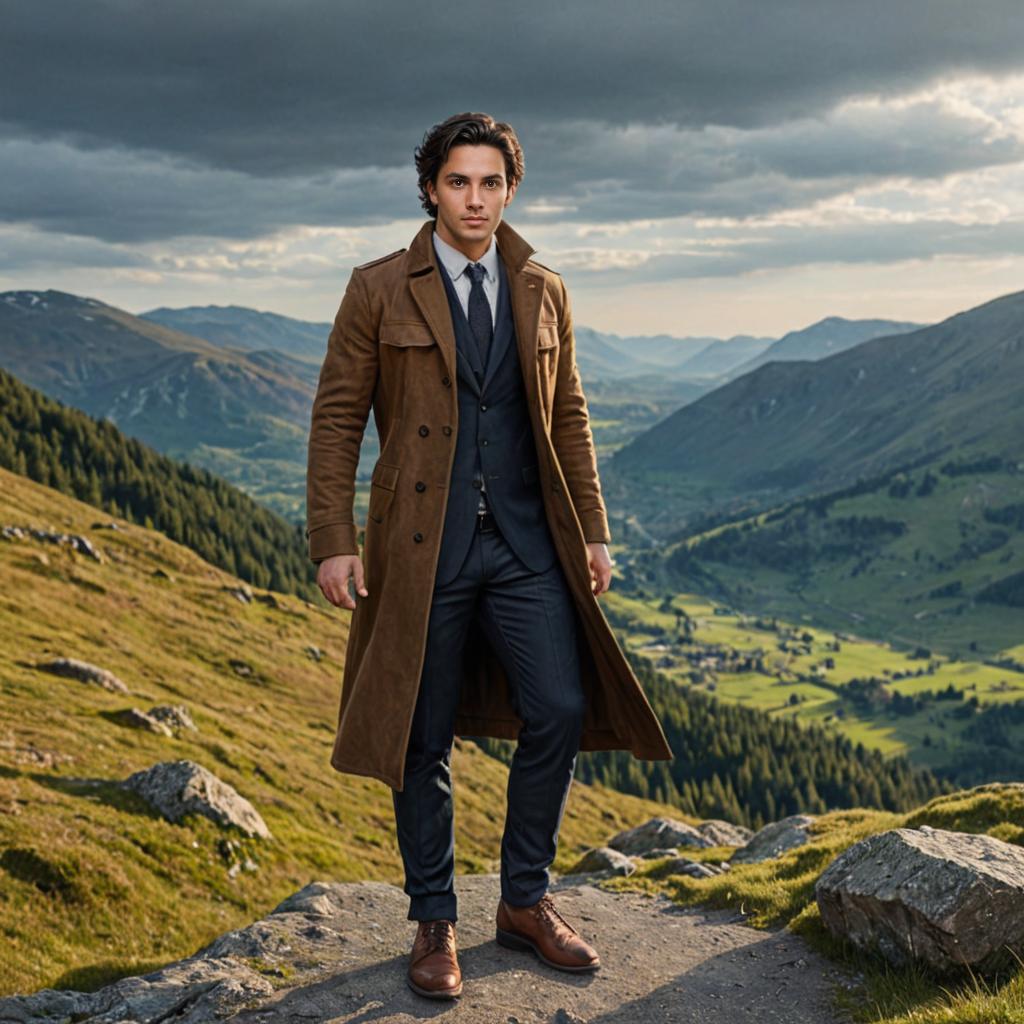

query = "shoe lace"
[533,894,574,935]
[420,919,455,953]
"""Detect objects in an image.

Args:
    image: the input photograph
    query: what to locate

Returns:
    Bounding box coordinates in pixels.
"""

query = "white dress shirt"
[432,229,499,328]
[432,228,501,514]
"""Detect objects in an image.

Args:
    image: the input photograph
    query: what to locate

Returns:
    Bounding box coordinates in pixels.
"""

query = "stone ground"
[0,872,860,1023]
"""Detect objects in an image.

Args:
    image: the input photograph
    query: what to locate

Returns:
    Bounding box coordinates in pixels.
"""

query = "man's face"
[426,144,516,257]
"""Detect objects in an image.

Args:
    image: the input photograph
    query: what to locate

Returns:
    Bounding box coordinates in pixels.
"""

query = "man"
[306,112,673,1000]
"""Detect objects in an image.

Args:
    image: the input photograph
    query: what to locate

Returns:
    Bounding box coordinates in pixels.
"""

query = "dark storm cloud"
[2,0,1024,244]
[3,0,1023,173]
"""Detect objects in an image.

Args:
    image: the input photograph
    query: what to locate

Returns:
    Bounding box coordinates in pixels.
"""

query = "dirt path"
[228,872,857,1024]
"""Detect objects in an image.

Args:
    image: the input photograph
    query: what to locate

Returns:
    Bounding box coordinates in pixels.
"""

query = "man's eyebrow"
[444,171,505,181]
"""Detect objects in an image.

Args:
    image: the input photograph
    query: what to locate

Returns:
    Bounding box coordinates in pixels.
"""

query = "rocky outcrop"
[816,825,1024,975]
[608,816,713,855]
[2,524,103,561]
[121,759,270,839]
[147,704,198,733]
[35,657,129,694]
[698,818,754,847]
[566,846,636,877]
[111,708,173,736]
[730,814,816,864]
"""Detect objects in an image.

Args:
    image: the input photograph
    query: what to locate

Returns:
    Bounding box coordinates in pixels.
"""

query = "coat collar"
[406,217,538,275]
[406,218,547,395]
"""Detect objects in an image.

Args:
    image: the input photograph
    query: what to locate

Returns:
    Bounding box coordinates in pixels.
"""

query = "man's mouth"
[464,217,486,224]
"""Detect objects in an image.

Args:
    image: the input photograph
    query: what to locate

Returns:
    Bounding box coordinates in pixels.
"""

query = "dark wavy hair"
[414,112,525,218]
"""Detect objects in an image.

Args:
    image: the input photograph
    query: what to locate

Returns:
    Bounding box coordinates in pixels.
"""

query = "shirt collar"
[432,228,499,284]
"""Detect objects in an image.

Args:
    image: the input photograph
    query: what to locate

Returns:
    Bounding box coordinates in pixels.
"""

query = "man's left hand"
[586,542,614,597]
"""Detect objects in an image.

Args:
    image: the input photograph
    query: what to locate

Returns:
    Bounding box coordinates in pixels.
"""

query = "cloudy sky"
[3,0,1024,338]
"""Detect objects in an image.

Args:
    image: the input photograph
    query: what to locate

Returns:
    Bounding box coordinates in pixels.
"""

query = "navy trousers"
[391,514,586,922]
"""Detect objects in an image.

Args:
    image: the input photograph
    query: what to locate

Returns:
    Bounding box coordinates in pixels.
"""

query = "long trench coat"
[306,217,674,791]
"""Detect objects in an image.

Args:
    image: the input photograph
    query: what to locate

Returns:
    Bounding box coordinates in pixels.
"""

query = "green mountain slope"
[0,290,325,516]
[608,288,1024,532]
[0,366,315,596]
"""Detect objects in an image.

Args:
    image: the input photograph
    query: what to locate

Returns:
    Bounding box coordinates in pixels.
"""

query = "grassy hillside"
[652,454,1024,654]
[0,366,317,598]
[0,467,678,996]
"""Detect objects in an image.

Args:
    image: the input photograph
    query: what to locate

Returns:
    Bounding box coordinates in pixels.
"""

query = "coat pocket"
[368,462,400,523]
[537,322,559,350]
[380,320,437,347]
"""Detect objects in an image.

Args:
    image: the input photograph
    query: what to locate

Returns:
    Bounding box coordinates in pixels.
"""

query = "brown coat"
[306,217,674,790]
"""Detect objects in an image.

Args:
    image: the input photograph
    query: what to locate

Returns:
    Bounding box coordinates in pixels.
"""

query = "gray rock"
[224,583,254,604]
[730,814,816,864]
[111,707,173,736]
[0,938,275,1023]
[36,657,129,694]
[698,818,754,847]
[148,703,198,732]
[816,826,1024,974]
[566,846,636,876]
[121,759,270,838]
[651,856,720,879]
[638,845,680,859]
[608,816,712,855]
[3,524,103,561]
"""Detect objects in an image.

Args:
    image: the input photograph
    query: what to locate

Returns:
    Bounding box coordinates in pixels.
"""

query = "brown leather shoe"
[407,918,462,999]
[496,893,600,972]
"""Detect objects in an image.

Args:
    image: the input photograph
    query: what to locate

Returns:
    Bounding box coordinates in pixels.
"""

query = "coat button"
[415,481,426,492]
[418,424,429,437]
[480,403,488,411]
[442,375,451,386]
[472,479,482,489]
[413,531,424,543]
[442,425,452,436]
[481,438,489,446]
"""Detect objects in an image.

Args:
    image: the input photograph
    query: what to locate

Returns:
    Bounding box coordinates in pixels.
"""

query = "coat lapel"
[407,221,458,386]
[404,218,545,397]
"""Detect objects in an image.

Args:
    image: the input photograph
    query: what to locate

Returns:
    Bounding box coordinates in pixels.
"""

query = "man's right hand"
[316,554,368,610]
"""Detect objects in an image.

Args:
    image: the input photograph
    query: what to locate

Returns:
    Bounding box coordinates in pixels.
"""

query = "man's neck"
[434,222,494,263]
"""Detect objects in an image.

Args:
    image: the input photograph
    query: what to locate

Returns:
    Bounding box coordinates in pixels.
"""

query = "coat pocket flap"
[380,320,437,347]
[371,462,400,490]
[537,323,559,349]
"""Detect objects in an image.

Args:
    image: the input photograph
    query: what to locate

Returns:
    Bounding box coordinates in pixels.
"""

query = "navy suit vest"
[434,250,559,586]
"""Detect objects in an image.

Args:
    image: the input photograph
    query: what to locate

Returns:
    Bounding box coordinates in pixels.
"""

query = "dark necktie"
[465,261,492,370]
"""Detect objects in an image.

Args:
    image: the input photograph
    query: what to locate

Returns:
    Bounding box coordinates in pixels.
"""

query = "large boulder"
[815,826,1024,974]
[121,759,270,839]
[730,814,816,864]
